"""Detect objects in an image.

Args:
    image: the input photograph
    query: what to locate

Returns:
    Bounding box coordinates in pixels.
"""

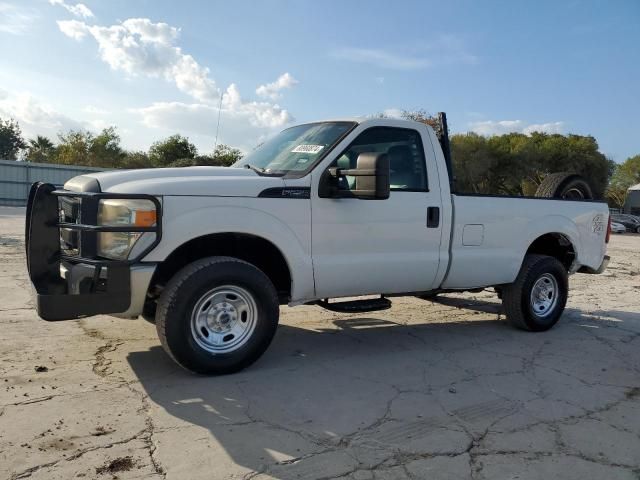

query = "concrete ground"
[1,206,639,480]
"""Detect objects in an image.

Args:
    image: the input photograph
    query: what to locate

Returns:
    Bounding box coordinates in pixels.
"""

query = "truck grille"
[59,196,80,255]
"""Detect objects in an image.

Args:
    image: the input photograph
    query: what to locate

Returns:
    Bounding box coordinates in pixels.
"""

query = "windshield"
[233,121,355,175]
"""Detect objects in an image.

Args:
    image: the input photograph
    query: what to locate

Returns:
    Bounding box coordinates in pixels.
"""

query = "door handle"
[427,207,440,228]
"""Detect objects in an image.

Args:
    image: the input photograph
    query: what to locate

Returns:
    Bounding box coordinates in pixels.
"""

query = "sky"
[0,0,638,161]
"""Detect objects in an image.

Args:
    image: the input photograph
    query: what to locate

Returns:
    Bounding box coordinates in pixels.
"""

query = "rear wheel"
[156,256,279,374]
[502,255,568,331]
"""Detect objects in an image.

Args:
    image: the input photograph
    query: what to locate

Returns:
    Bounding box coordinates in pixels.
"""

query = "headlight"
[97,199,157,260]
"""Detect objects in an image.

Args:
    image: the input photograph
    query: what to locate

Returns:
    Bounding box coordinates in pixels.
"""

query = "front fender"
[143,196,314,302]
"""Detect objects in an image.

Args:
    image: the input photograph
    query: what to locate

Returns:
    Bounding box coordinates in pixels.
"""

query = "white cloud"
[133,87,292,151]
[57,19,87,39]
[382,108,403,118]
[222,84,291,128]
[470,120,524,135]
[0,3,38,35]
[469,120,564,136]
[0,89,85,140]
[522,122,564,135]
[56,16,295,149]
[58,17,219,104]
[332,35,478,70]
[49,0,93,19]
[256,72,298,100]
[83,105,110,115]
[332,47,431,70]
[87,118,108,131]
[121,18,178,43]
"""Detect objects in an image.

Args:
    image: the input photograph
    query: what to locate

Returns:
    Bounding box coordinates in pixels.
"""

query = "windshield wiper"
[244,164,266,174]
[243,164,284,176]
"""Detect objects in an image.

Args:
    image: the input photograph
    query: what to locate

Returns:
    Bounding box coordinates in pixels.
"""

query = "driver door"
[311,126,443,299]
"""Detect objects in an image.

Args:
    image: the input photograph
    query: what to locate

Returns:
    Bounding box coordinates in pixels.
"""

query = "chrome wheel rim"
[190,285,257,353]
[530,273,558,317]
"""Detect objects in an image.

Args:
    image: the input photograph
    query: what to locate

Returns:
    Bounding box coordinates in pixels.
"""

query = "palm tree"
[26,135,55,163]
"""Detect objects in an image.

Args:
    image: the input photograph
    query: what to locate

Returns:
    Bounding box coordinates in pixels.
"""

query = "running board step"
[316,297,392,313]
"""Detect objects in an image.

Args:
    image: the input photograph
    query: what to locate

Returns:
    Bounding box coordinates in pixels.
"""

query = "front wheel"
[156,256,279,374]
[502,255,568,332]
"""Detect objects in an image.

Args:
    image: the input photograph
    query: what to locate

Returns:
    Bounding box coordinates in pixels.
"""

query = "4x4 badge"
[592,214,604,233]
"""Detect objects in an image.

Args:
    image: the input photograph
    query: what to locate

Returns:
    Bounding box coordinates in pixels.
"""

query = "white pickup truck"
[26,114,610,374]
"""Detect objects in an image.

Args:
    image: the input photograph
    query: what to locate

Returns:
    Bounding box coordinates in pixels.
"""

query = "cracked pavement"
[1,206,639,480]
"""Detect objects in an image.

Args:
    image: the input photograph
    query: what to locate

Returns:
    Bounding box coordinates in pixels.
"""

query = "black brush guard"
[25,182,161,321]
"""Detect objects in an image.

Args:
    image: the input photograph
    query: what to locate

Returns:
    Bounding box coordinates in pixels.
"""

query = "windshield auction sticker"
[291,144,324,154]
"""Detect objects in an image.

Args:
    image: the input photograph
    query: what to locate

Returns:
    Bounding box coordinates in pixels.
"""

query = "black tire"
[535,172,593,200]
[418,291,439,300]
[502,255,568,332]
[156,256,279,375]
[141,301,156,324]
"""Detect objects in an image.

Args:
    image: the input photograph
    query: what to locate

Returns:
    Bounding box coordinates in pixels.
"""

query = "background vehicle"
[610,222,627,234]
[611,214,640,233]
[26,114,610,374]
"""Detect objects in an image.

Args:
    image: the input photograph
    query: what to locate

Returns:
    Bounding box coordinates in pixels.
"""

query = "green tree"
[385,109,612,198]
[168,158,198,167]
[0,117,26,160]
[121,151,153,169]
[55,127,125,167]
[149,134,197,167]
[450,133,497,194]
[399,109,440,130]
[449,132,611,198]
[167,144,243,168]
[25,135,56,163]
[201,144,243,166]
[89,127,125,167]
[606,154,640,209]
[55,130,92,166]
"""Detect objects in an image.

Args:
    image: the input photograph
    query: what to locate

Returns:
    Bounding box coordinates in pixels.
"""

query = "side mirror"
[319,153,390,200]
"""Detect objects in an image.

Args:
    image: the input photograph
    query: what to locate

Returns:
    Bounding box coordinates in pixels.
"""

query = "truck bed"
[441,194,609,289]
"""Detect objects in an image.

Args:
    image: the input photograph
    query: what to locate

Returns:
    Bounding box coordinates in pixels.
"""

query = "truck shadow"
[126,305,638,479]
[429,295,503,314]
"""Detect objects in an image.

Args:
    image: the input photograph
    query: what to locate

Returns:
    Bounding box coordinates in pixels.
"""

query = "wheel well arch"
[525,233,576,270]
[148,232,292,304]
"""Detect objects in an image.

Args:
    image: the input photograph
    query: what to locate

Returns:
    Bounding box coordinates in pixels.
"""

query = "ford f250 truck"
[25,114,610,374]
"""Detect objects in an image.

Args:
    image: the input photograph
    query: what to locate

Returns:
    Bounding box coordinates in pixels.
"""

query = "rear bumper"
[25,182,161,321]
[577,255,610,275]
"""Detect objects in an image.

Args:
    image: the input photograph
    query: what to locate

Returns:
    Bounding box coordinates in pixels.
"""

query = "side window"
[332,127,428,192]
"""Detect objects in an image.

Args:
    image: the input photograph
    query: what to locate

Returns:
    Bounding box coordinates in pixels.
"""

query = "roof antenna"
[214,91,223,152]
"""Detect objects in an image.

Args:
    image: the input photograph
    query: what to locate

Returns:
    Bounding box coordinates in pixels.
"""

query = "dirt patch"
[91,425,115,436]
[0,236,22,246]
[41,437,76,451]
[96,456,135,475]
[625,387,640,399]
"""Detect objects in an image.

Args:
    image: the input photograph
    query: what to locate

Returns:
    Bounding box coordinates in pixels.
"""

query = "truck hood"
[64,166,285,197]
